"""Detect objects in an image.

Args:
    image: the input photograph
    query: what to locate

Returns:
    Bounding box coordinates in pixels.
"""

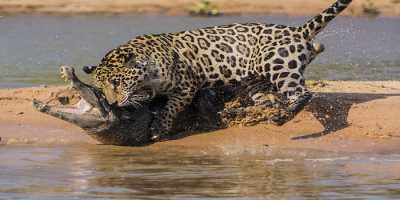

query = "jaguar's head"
[84,48,155,108]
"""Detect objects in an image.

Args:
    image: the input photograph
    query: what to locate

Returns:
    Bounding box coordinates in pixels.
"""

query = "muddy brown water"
[1,145,400,199]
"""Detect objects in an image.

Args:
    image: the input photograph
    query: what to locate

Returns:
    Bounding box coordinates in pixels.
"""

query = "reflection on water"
[0,15,400,87]
[0,145,399,199]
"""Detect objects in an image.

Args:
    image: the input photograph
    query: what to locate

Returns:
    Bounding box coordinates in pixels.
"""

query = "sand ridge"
[1,81,400,154]
[0,0,398,16]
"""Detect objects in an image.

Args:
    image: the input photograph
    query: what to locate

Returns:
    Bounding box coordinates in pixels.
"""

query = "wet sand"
[0,0,398,16]
[1,81,400,154]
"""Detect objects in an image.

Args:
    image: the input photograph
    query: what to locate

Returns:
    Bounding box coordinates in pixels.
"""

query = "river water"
[0,15,399,87]
[0,145,400,199]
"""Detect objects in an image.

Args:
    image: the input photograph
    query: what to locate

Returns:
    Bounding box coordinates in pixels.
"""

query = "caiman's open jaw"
[33,65,116,129]
[33,98,106,129]
[32,65,154,145]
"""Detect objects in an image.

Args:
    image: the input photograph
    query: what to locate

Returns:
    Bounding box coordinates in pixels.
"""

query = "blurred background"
[0,0,399,87]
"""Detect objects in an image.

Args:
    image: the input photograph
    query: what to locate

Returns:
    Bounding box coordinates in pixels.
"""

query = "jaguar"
[83,0,353,140]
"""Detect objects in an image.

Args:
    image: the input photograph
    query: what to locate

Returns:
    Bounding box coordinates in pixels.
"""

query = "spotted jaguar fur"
[84,0,353,140]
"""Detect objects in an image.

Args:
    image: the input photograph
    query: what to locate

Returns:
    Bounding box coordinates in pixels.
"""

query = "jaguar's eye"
[110,79,120,88]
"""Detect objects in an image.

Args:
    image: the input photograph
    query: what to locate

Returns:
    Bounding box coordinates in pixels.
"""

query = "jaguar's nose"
[103,86,118,104]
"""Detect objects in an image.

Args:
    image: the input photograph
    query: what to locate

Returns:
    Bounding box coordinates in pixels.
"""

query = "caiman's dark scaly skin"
[33,66,222,146]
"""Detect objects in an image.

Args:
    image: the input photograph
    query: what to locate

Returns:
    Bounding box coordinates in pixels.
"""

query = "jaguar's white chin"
[117,101,129,107]
[117,97,131,107]
[117,96,146,108]
[116,89,152,108]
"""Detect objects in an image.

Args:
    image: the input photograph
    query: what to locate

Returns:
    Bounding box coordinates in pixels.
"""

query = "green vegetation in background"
[362,0,381,17]
[392,0,400,4]
[189,0,221,16]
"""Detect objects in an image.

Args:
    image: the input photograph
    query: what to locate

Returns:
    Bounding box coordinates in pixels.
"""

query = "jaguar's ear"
[143,63,161,90]
[144,64,159,80]
[82,65,97,74]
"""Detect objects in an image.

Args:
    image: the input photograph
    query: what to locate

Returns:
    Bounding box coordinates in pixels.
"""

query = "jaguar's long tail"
[302,0,352,39]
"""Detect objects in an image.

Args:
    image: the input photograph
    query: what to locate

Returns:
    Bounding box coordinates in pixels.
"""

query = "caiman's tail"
[302,0,353,39]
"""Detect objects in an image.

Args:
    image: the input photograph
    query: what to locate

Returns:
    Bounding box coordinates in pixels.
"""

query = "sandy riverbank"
[1,81,400,154]
[0,0,398,16]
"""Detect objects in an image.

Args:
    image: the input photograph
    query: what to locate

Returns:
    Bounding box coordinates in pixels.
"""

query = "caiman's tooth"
[60,74,66,82]
[59,65,72,82]
[60,68,67,82]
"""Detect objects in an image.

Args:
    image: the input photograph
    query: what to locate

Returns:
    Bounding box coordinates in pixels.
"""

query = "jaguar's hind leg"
[276,42,322,118]
[276,42,323,118]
